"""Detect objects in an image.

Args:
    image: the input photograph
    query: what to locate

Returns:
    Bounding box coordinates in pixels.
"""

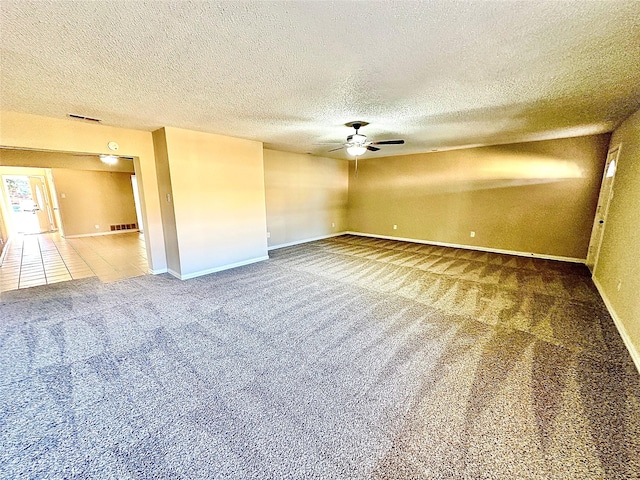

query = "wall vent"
[68,113,102,122]
[110,223,138,231]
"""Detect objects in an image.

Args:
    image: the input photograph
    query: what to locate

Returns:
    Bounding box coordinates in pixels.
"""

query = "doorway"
[2,175,55,234]
[586,145,621,272]
[0,148,153,287]
[0,150,152,291]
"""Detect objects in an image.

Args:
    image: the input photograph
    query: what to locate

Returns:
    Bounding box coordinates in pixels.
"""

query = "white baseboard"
[65,229,140,239]
[592,276,640,374]
[345,231,585,264]
[168,255,270,280]
[268,232,348,251]
[148,268,168,275]
[167,268,181,279]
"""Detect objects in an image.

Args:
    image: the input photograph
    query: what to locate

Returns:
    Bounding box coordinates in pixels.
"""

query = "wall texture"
[593,108,640,366]
[159,127,268,278]
[152,129,181,275]
[348,134,609,259]
[0,111,166,272]
[0,149,135,173]
[51,169,138,237]
[264,149,349,248]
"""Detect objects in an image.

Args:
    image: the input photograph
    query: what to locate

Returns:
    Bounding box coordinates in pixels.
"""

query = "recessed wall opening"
[0,148,150,290]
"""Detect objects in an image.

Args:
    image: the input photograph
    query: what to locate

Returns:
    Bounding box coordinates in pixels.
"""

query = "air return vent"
[67,113,102,122]
[110,223,138,231]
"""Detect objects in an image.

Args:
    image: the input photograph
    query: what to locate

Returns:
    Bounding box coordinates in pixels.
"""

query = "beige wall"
[348,134,609,259]
[158,127,268,278]
[0,149,135,173]
[152,129,181,275]
[264,149,349,248]
[593,108,640,366]
[51,169,137,237]
[0,111,166,272]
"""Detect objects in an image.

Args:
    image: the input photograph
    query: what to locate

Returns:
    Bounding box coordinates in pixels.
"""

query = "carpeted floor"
[1,234,639,479]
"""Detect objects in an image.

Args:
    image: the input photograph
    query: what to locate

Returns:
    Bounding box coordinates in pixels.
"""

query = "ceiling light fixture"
[346,145,367,156]
[100,155,118,165]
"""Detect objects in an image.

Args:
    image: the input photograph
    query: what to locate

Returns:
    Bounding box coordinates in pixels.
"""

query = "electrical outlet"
[94,224,100,229]
[470,231,475,238]
[331,222,335,228]
[266,232,271,238]
[393,224,397,230]
[617,279,622,292]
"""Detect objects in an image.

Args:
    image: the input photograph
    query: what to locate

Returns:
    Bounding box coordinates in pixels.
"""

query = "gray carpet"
[1,234,639,479]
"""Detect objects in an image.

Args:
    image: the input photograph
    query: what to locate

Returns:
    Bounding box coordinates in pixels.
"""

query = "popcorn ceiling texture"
[1,1,639,158]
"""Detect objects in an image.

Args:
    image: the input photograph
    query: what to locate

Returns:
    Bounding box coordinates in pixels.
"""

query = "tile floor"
[0,232,148,292]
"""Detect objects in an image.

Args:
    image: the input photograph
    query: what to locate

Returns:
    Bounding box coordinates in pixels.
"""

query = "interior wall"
[593,108,640,366]
[46,169,64,236]
[0,111,166,272]
[0,148,135,173]
[152,128,181,275]
[51,169,138,237]
[160,127,268,278]
[348,134,609,259]
[264,149,349,248]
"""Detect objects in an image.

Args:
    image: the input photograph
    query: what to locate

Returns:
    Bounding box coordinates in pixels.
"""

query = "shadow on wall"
[357,151,585,194]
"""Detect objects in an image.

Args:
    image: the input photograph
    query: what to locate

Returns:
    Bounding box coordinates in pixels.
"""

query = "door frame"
[29,175,55,232]
[586,144,621,273]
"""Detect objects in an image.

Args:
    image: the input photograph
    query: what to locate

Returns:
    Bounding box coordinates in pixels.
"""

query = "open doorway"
[2,175,56,234]
[0,148,151,291]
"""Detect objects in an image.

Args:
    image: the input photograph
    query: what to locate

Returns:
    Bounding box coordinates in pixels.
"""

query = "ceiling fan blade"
[328,146,345,152]
[367,146,381,152]
[372,139,405,145]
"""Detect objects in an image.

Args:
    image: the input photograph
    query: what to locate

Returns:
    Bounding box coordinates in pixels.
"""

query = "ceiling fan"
[324,121,405,156]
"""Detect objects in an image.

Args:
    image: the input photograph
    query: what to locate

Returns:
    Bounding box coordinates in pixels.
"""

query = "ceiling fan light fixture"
[346,145,367,156]
[100,154,119,165]
[351,133,367,144]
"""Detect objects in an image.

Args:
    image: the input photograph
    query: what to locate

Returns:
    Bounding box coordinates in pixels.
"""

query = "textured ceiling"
[1,1,639,159]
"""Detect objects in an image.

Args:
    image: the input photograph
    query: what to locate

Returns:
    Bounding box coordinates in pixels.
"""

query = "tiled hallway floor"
[0,232,147,292]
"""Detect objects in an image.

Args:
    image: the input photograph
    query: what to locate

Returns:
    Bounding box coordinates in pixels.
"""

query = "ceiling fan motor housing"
[347,133,367,144]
